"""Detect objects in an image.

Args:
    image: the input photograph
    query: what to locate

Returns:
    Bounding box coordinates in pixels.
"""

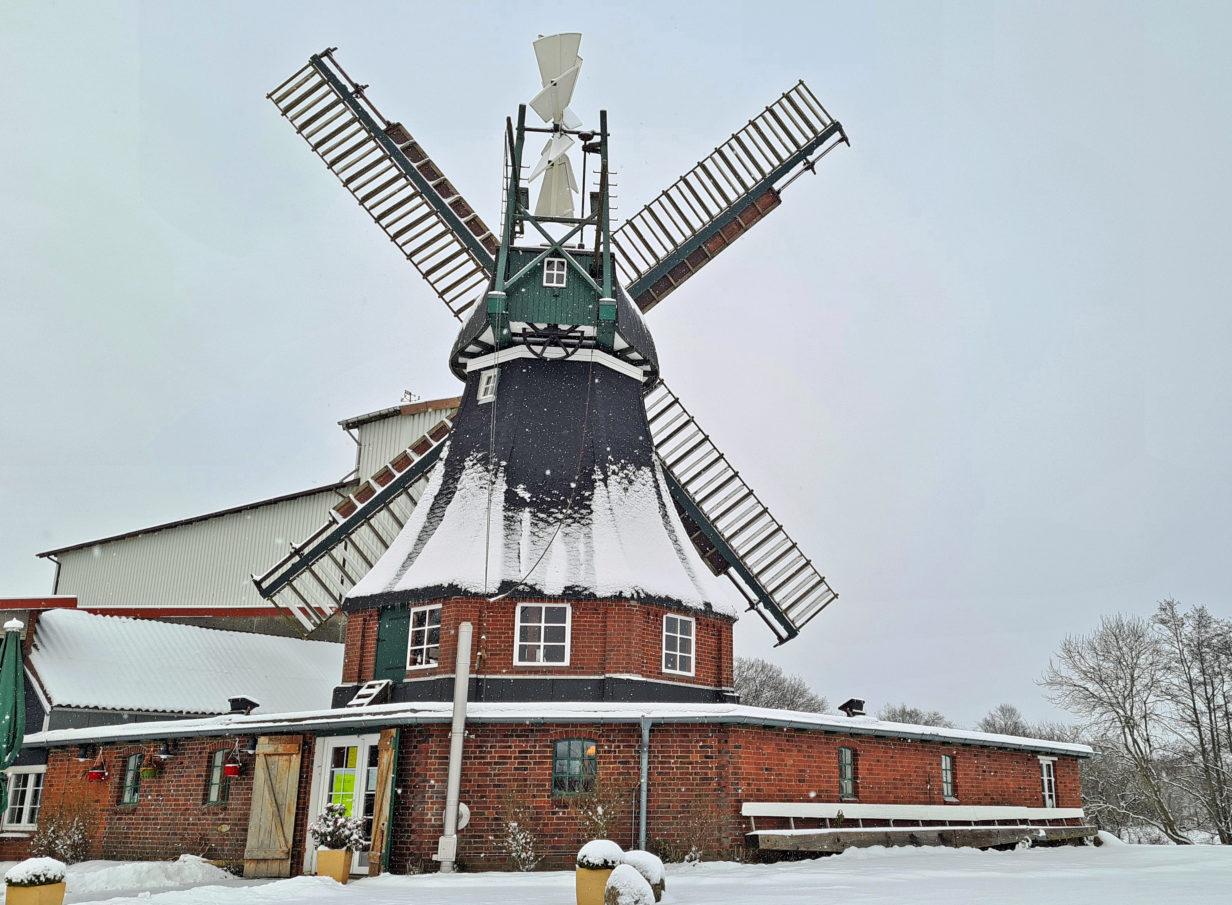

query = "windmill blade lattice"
[644,381,838,643]
[252,417,454,631]
[268,50,499,320]
[614,81,847,313]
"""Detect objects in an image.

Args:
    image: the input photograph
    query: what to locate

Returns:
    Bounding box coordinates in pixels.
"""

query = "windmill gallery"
[0,35,1092,876]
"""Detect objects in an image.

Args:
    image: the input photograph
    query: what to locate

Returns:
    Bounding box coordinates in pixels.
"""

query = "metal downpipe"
[436,621,473,873]
[638,716,651,850]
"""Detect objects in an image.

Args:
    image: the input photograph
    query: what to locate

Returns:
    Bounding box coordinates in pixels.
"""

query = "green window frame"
[838,746,858,800]
[552,739,597,797]
[204,749,230,805]
[941,754,957,801]
[120,753,141,805]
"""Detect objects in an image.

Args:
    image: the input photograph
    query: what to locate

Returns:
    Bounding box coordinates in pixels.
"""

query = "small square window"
[515,604,570,665]
[543,257,568,288]
[662,614,695,676]
[477,368,499,404]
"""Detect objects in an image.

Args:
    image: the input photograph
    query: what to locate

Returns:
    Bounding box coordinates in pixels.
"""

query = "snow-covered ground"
[6,839,1227,905]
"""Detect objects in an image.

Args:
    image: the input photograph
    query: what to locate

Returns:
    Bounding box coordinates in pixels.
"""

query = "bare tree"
[1042,614,1190,843]
[1152,600,1232,843]
[977,704,1033,736]
[877,703,952,728]
[733,657,827,712]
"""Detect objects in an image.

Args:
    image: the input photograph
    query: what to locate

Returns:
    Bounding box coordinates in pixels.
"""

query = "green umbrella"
[0,619,27,807]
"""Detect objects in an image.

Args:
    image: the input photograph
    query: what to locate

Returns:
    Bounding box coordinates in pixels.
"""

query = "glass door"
[318,735,380,874]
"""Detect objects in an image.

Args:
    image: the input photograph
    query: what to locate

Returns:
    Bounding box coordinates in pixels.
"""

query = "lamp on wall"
[75,744,97,762]
[241,736,258,756]
[156,740,177,760]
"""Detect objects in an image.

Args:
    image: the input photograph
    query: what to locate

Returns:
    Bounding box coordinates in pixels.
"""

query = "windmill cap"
[3,619,24,632]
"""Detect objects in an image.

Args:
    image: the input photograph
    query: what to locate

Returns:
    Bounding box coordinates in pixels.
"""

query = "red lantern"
[223,760,242,778]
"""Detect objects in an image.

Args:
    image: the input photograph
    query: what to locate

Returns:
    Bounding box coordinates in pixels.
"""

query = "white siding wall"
[355,406,458,480]
[54,487,350,610]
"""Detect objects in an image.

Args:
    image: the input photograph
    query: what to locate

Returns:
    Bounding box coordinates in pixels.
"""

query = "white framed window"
[1039,756,1057,807]
[3,767,44,831]
[543,257,568,288]
[662,614,695,676]
[515,604,571,665]
[941,754,957,801]
[477,368,499,404]
[407,604,442,669]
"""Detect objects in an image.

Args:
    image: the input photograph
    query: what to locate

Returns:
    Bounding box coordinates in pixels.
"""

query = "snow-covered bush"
[568,778,634,840]
[5,857,66,887]
[30,806,90,864]
[604,863,654,905]
[621,850,665,900]
[308,803,365,851]
[577,839,623,870]
[497,793,541,871]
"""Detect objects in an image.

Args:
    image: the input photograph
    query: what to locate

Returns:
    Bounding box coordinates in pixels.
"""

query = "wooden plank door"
[374,606,411,682]
[243,735,304,879]
[366,728,399,876]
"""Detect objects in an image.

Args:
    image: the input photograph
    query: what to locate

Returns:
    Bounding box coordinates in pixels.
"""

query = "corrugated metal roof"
[29,609,341,715]
[338,397,461,430]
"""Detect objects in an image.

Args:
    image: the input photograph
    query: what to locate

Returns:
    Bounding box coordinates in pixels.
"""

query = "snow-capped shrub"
[308,803,365,851]
[5,857,66,887]
[29,806,90,864]
[577,839,623,870]
[621,850,665,900]
[498,793,541,871]
[604,863,654,905]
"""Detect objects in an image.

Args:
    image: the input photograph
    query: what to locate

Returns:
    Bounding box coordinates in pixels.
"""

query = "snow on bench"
[742,803,1086,823]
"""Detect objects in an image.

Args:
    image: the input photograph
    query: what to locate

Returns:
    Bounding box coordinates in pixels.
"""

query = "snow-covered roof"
[23,699,1092,758]
[28,609,342,716]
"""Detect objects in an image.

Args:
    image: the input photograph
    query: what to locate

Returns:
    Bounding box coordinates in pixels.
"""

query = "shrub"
[5,857,66,887]
[497,792,541,871]
[577,839,623,870]
[307,803,365,851]
[604,863,654,905]
[29,805,91,864]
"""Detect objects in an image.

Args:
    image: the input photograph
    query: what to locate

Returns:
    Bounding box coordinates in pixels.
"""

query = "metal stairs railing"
[252,418,454,631]
[644,381,839,643]
[268,50,497,320]
[614,81,847,313]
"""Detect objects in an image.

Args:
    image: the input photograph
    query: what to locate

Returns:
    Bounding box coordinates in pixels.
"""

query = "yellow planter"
[5,882,67,905]
[316,848,354,884]
[575,866,614,905]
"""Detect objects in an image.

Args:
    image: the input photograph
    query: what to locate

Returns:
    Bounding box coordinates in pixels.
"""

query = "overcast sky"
[2,1,1229,727]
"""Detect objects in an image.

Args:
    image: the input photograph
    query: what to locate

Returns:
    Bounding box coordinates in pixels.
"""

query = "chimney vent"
[228,695,260,715]
[838,698,866,718]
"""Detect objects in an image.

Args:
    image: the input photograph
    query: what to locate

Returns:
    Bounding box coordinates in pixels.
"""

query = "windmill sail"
[254,380,837,643]
[268,50,498,320]
[252,418,454,631]
[614,81,848,313]
[527,33,584,218]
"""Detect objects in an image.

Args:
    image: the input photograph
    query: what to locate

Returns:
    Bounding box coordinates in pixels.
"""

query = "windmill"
[256,35,849,645]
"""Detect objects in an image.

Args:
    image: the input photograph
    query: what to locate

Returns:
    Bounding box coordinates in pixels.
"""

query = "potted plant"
[85,760,107,783]
[308,802,365,884]
[576,839,623,905]
[222,755,243,778]
[4,857,67,905]
[139,752,161,780]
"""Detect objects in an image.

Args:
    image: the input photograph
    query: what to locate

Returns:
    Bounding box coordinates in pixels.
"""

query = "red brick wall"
[340,598,734,691]
[379,721,1084,872]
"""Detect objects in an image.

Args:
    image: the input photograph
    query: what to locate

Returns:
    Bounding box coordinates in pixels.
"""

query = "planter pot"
[316,848,353,884]
[223,762,242,778]
[575,866,614,905]
[140,767,159,780]
[6,881,67,905]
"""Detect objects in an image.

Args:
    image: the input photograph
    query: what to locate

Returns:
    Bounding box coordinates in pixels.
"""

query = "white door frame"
[303,733,381,876]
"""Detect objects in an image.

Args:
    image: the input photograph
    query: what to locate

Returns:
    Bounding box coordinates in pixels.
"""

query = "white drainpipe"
[436,620,473,873]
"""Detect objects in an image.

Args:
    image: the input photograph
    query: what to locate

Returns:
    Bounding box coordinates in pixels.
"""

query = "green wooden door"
[374,607,410,682]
